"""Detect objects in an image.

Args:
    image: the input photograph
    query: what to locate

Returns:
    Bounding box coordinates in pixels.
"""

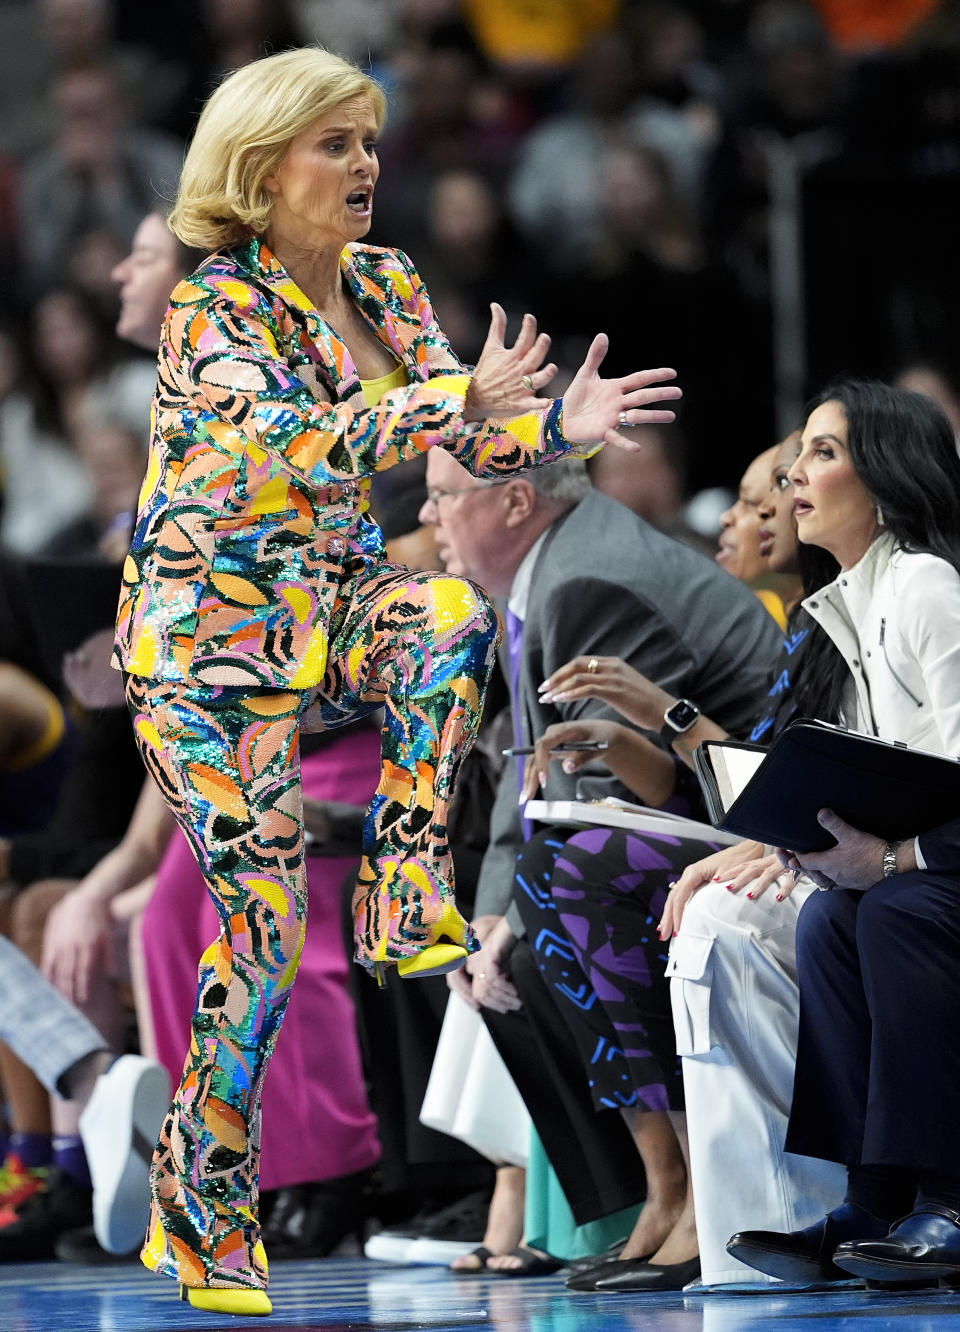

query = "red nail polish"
[673,930,677,937]
[746,892,754,899]
[775,893,783,901]
[726,885,735,892]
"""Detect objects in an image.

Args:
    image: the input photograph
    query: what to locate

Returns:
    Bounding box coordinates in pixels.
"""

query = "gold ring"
[521,374,534,392]
[587,657,599,674]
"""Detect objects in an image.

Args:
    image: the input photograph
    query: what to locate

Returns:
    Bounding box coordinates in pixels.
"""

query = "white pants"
[667,879,845,1286]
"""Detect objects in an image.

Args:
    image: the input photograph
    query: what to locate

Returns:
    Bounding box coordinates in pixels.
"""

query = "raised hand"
[561,334,681,450]
[463,303,558,421]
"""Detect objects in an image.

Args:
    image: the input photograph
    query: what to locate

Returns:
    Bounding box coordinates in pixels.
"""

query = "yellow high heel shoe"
[180,1285,273,1316]
[397,941,468,979]
[375,901,470,984]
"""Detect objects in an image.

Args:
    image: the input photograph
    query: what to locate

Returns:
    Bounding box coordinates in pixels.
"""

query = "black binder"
[693,719,960,852]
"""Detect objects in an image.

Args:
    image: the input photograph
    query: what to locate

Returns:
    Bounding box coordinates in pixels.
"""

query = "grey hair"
[524,456,591,505]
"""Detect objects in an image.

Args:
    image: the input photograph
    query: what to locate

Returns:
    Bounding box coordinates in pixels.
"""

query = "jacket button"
[326,536,346,556]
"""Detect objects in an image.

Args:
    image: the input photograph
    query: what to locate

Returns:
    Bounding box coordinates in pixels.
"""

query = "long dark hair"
[792,379,960,722]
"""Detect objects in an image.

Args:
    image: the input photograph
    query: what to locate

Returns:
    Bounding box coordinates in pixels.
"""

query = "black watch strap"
[660,698,700,746]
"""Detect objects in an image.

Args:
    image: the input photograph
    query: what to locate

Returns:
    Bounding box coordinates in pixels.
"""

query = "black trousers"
[786,871,960,1174]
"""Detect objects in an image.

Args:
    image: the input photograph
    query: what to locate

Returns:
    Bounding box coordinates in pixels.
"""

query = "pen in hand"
[502,741,610,757]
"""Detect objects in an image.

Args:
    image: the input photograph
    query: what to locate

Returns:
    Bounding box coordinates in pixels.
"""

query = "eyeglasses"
[424,480,509,506]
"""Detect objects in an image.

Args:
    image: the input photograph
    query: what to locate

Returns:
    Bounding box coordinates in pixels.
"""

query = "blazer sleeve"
[163,275,474,489]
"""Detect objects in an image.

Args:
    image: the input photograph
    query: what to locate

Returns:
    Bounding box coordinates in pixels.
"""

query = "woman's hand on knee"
[725,853,794,900]
[658,840,765,937]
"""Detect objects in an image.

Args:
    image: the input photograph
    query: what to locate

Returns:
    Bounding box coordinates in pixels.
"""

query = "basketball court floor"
[4,1256,960,1332]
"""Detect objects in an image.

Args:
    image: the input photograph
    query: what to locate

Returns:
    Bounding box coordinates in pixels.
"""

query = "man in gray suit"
[421,446,781,1010]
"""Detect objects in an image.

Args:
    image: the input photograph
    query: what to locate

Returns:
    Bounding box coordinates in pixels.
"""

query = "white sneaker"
[364,1232,482,1265]
[78,1054,171,1254]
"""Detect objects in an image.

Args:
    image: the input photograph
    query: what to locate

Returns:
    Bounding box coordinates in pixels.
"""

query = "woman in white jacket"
[699,381,960,1289]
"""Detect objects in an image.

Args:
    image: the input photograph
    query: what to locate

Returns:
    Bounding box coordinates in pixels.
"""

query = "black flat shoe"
[567,1255,700,1292]
[564,1237,630,1276]
[726,1202,888,1283]
[834,1204,960,1286]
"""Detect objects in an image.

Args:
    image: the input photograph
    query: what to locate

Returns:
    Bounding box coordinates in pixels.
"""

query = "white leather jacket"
[801,531,960,759]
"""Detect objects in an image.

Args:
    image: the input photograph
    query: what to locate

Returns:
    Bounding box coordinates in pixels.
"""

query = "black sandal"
[450,1245,494,1275]
[489,1245,563,1277]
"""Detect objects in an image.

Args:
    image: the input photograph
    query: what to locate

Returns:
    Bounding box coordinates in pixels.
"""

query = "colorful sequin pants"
[125,564,498,1290]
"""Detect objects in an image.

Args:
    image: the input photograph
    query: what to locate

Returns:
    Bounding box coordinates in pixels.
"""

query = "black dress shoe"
[261,1169,371,1259]
[567,1254,700,1292]
[833,1204,960,1285]
[726,1202,887,1283]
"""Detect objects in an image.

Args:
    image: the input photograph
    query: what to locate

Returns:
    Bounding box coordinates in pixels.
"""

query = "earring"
[875,503,885,527]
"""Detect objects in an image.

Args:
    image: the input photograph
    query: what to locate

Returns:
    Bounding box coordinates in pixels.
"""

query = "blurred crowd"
[2,0,960,1281]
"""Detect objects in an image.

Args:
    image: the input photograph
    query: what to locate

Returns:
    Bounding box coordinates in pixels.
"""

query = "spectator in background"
[893,362,960,442]
[34,283,154,438]
[417,168,547,364]
[462,0,620,86]
[17,62,182,293]
[715,446,778,583]
[624,2,721,208]
[586,424,687,531]
[46,414,145,562]
[543,131,757,486]
[507,30,645,266]
[0,320,92,557]
[372,20,531,251]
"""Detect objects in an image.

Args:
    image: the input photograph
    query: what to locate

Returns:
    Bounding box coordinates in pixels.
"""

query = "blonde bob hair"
[168,48,386,251]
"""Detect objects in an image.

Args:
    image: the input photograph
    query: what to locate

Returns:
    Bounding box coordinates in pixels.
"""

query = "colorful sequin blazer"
[113,236,575,690]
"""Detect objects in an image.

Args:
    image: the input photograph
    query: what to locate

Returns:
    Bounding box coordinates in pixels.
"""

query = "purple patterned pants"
[514,822,723,1113]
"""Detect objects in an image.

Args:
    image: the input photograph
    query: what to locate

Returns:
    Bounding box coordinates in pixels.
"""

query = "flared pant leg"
[309,562,499,969]
[126,675,309,1291]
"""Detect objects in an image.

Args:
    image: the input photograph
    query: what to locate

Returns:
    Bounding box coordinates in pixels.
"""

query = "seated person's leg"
[522,828,701,1285]
[0,934,169,1258]
[677,879,844,1285]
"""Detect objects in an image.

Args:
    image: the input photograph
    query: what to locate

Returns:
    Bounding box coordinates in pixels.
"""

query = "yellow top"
[755,588,789,633]
[360,363,407,408]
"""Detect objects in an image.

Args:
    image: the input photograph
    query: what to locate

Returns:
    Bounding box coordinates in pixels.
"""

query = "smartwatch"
[660,698,701,746]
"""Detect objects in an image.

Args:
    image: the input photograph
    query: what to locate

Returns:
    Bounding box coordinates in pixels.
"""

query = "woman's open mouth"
[793,499,813,517]
[346,188,373,217]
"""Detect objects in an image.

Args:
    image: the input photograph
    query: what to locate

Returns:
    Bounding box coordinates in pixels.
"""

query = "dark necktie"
[505,607,533,842]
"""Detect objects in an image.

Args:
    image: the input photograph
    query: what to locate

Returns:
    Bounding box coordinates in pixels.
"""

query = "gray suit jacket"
[475,490,783,918]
